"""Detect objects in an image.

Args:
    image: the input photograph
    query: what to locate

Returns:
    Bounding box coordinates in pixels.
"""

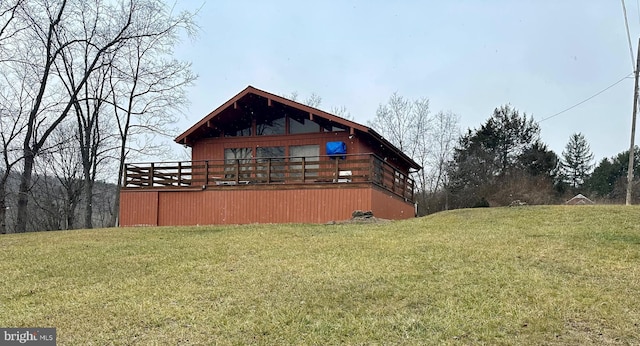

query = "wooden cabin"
[119,86,421,226]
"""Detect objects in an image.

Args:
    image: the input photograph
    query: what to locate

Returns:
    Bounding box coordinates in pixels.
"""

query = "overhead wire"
[538,73,633,123]
[539,2,638,123]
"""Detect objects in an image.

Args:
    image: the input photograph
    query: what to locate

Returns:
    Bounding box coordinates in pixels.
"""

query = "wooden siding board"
[119,191,159,226]
[121,183,415,226]
[370,186,415,219]
[148,187,375,226]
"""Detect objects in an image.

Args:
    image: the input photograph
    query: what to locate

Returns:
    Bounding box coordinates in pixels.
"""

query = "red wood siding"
[155,186,370,225]
[119,190,159,226]
[370,186,416,219]
[119,184,415,227]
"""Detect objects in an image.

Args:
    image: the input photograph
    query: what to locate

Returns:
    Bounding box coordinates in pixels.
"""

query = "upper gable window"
[256,116,285,136]
[222,115,252,137]
[224,124,252,137]
[289,116,320,134]
[322,123,347,132]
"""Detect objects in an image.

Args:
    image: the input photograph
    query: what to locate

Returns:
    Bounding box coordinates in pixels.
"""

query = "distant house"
[565,194,595,205]
[119,86,421,226]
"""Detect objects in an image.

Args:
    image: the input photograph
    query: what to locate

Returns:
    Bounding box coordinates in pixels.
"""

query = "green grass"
[1,205,639,345]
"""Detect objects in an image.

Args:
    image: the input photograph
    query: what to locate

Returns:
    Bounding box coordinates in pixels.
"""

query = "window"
[290,145,320,179]
[256,146,285,180]
[256,116,285,135]
[257,146,285,158]
[222,115,252,137]
[289,116,320,134]
[224,148,253,179]
[322,123,347,132]
[224,124,252,137]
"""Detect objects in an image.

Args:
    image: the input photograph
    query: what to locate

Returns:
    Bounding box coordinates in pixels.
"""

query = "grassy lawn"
[1,205,639,345]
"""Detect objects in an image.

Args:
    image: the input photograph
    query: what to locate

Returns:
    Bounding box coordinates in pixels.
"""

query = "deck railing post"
[149,163,155,187]
[252,159,257,181]
[177,162,182,186]
[402,173,407,198]
[410,179,415,200]
[235,159,240,183]
[204,161,209,186]
[267,158,272,183]
[368,154,375,182]
[123,163,128,187]
[301,157,306,182]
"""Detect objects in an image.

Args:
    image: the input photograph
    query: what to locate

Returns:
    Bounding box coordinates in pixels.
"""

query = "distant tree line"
[0,0,196,233]
[369,96,638,215]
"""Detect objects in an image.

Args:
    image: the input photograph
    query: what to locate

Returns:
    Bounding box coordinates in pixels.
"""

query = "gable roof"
[565,194,595,205]
[175,86,421,170]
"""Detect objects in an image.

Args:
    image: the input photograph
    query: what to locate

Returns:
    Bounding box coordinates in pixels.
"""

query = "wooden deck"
[123,153,415,202]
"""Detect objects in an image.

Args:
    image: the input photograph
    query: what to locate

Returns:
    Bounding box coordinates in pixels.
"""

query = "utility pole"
[626,37,640,205]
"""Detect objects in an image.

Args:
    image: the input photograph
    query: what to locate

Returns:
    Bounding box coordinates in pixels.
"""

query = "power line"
[539,73,633,123]
[622,0,636,71]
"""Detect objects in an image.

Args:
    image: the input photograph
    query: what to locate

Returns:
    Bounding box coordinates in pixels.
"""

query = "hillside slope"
[1,205,639,345]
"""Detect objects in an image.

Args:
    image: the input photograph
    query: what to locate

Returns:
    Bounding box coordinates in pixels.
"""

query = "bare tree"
[329,105,354,121]
[368,93,460,214]
[304,93,322,108]
[37,123,84,230]
[55,26,117,229]
[369,93,425,155]
[0,0,28,234]
[368,93,431,186]
[0,0,193,233]
[0,73,28,234]
[0,0,24,49]
[425,110,460,193]
[282,91,325,109]
[10,1,124,232]
[108,4,197,226]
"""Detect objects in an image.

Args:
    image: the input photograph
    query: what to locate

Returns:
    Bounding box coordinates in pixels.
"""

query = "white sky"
[173,1,640,163]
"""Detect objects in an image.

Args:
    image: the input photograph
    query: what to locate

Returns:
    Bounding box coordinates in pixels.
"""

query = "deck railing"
[124,153,415,201]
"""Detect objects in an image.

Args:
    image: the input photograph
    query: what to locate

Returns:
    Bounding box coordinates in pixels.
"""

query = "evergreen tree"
[519,141,558,177]
[560,133,594,189]
[447,105,544,207]
[587,147,640,199]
